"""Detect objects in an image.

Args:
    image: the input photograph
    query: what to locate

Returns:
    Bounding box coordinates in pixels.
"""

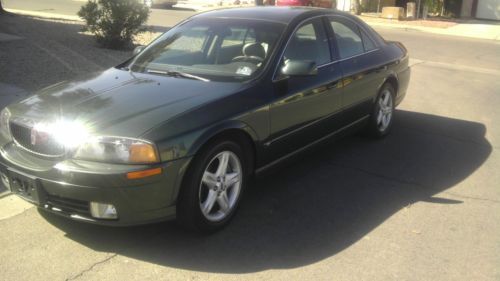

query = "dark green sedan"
[0,7,410,231]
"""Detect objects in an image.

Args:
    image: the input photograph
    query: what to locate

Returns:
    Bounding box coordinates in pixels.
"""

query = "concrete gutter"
[4,8,81,21]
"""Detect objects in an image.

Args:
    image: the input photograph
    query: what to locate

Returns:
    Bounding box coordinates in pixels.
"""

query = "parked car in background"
[276,0,333,8]
[0,7,410,232]
[143,0,177,8]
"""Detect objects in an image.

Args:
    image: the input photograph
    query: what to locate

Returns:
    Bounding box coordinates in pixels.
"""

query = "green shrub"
[78,0,149,49]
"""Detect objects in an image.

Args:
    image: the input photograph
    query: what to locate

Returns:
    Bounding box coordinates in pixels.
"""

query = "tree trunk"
[353,0,362,15]
[0,1,5,14]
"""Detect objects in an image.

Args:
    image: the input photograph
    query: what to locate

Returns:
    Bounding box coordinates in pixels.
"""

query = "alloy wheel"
[376,89,393,132]
[199,151,242,222]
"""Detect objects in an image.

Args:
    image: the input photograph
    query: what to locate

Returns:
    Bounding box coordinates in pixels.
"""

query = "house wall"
[476,0,500,20]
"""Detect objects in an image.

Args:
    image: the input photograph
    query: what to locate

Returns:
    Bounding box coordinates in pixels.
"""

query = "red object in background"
[276,0,311,6]
[276,0,333,8]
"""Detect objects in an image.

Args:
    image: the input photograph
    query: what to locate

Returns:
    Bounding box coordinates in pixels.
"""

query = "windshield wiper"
[146,69,210,82]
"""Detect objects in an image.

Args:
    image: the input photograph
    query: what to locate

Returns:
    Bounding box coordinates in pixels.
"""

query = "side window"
[360,29,376,51]
[283,20,331,66]
[330,20,364,59]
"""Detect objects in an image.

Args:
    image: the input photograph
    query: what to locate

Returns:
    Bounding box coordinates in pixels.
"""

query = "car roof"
[193,6,348,24]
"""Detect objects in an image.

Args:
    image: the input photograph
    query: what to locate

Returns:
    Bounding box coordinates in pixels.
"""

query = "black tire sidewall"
[177,140,247,232]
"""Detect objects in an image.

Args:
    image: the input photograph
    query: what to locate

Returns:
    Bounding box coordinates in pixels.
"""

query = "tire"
[364,83,396,138]
[176,139,248,232]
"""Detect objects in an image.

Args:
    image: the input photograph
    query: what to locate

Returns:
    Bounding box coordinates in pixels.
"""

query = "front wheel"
[364,83,395,137]
[177,140,247,232]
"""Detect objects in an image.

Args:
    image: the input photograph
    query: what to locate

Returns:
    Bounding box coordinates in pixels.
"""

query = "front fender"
[154,119,259,163]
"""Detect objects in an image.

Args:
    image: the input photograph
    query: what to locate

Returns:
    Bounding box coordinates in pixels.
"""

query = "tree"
[352,0,361,15]
[0,0,5,14]
[78,0,149,49]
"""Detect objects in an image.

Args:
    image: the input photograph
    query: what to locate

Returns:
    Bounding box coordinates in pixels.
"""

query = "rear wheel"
[177,140,247,232]
[364,83,395,137]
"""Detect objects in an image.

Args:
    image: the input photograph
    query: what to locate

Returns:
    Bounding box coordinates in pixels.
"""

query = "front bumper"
[0,142,191,226]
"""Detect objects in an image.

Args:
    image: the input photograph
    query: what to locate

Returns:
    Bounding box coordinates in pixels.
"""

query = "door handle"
[376,65,388,73]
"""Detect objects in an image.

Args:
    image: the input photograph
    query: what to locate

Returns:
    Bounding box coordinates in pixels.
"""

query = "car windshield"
[129,18,286,82]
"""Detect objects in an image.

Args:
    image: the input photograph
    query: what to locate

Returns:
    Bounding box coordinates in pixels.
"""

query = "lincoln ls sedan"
[0,7,410,232]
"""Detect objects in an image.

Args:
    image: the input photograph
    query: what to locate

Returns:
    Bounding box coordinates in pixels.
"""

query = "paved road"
[1,5,500,281]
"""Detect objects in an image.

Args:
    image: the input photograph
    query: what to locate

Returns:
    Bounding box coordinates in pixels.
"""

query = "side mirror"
[281,60,318,77]
[133,45,145,56]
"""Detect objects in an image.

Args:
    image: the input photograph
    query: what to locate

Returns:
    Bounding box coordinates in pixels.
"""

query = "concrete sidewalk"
[360,15,500,41]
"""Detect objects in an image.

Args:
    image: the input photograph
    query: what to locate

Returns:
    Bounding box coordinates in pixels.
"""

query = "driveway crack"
[65,253,117,281]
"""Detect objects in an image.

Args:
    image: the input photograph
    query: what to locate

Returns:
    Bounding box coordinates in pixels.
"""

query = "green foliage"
[78,0,149,49]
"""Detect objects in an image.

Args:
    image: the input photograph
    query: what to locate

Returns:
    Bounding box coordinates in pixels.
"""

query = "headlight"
[0,108,12,141]
[74,136,159,164]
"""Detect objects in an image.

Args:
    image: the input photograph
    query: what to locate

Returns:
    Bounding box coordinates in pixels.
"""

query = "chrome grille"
[9,121,65,156]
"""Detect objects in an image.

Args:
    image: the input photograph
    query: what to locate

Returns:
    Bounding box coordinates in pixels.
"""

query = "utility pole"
[416,0,421,19]
[377,0,381,14]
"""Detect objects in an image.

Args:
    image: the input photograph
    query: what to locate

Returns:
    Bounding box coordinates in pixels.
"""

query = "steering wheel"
[231,55,264,65]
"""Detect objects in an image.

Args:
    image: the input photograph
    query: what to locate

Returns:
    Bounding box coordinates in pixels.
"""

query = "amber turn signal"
[129,143,159,163]
[126,167,162,179]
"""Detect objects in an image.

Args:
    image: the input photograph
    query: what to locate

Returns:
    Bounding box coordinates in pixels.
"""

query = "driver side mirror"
[133,45,145,56]
[280,60,318,77]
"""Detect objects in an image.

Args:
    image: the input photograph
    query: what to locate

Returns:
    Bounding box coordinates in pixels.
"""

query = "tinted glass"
[360,29,376,51]
[130,18,285,82]
[330,20,364,59]
[283,20,331,66]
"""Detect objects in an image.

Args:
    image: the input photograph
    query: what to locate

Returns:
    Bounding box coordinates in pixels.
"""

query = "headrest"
[243,43,266,59]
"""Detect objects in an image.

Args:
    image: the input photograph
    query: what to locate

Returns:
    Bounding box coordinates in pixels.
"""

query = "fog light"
[89,202,118,219]
[0,172,10,191]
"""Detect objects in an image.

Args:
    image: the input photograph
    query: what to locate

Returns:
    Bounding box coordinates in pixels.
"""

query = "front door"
[266,17,343,160]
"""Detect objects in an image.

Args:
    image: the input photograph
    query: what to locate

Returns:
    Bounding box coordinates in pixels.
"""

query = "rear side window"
[360,29,376,51]
[329,19,364,59]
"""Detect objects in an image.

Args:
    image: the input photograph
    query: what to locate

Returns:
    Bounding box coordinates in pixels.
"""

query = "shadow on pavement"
[40,110,492,273]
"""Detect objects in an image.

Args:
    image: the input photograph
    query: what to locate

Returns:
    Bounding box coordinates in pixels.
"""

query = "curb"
[364,21,500,41]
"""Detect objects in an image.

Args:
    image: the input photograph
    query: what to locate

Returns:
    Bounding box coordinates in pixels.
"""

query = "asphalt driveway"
[0,13,499,281]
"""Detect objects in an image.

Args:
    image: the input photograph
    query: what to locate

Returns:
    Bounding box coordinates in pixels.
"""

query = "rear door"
[266,17,343,160]
[328,16,386,124]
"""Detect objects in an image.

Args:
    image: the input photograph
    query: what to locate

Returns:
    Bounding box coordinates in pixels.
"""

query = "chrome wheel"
[199,151,242,222]
[376,89,393,132]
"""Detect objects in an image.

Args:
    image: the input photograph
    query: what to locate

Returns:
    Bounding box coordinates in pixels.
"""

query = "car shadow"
[40,110,492,273]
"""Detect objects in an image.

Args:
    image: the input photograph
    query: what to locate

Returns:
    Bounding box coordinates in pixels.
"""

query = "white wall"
[336,0,351,11]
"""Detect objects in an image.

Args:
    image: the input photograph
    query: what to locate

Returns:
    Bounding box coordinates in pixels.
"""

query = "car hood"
[8,68,245,137]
